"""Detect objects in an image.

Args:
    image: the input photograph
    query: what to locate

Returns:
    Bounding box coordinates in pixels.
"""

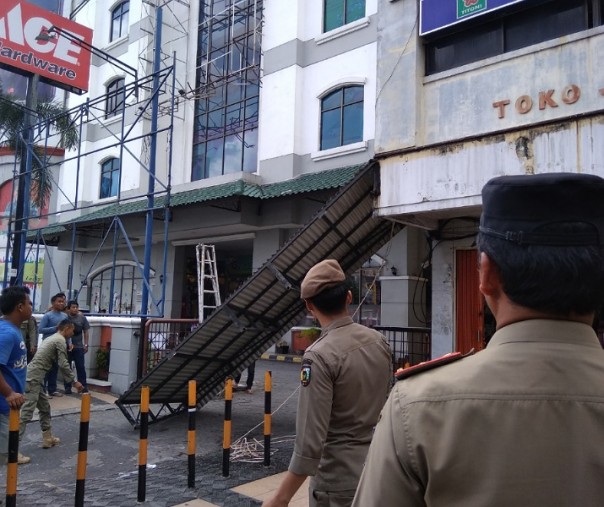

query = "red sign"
[0,0,92,94]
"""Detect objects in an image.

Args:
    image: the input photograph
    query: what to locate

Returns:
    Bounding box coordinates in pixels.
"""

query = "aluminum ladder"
[196,244,222,323]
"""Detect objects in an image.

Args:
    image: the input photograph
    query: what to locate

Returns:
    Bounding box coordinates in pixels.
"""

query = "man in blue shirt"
[38,293,67,397]
[0,286,31,465]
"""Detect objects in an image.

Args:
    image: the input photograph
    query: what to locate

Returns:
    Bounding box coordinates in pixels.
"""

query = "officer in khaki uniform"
[19,319,83,460]
[353,173,604,507]
[263,259,392,507]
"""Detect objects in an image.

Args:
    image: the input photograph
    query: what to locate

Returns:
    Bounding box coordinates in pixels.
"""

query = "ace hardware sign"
[0,0,93,93]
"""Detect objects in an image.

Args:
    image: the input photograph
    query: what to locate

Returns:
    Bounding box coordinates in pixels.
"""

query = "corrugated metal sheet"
[116,161,403,423]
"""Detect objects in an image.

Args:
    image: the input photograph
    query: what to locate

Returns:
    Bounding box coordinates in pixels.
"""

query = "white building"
[37,0,423,340]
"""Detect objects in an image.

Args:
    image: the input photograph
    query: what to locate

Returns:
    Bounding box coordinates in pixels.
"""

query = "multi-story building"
[375,0,604,357]
[35,0,424,340]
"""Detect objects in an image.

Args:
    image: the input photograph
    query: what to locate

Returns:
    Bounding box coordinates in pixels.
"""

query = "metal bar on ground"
[5,408,20,507]
[187,380,196,488]
[264,370,272,466]
[75,393,91,507]
[222,378,233,477]
[138,386,150,502]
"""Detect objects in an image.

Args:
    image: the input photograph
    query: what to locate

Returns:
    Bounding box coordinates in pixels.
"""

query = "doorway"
[455,249,494,354]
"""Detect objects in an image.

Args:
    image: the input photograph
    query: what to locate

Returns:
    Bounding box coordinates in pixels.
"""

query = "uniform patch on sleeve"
[300,365,312,386]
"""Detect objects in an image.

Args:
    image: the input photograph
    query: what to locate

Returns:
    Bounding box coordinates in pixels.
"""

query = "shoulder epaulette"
[395,350,473,381]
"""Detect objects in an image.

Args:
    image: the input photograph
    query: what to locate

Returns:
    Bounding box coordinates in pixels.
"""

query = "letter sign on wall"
[0,0,93,94]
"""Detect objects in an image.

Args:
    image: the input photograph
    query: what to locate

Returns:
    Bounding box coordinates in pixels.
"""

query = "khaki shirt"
[353,319,604,507]
[26,332,75,385]
[289,316,392,491]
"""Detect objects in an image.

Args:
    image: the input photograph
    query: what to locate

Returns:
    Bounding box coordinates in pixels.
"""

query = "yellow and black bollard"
[5,408,20,507]
[75,393,91,507]
[187,380,196,488]
[264,371,272,466]
[137,386,150,502]
[222,378,233,477]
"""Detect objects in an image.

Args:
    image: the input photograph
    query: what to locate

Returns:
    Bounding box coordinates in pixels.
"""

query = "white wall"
[259,44,377,161]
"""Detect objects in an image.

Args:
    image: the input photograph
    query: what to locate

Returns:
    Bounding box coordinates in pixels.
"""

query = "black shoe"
[80,388,89,394]
[64,390,73,395]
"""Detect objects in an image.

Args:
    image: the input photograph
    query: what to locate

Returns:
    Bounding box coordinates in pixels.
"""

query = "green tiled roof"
[28,164,365,237]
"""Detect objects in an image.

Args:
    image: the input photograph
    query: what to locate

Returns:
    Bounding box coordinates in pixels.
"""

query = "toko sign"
[0,0,93,93]
[420,0,526,36]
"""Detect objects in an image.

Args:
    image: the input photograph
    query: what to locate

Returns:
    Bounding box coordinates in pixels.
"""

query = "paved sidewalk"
[2,360,305,506]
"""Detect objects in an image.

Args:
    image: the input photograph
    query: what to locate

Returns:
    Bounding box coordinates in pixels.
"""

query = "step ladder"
[196,244,222,323]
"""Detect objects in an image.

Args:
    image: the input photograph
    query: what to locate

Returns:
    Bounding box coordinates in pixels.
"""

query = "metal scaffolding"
[2,14,177,317]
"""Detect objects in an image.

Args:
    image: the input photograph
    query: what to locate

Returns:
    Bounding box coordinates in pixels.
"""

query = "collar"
[311,316,354,346]
[488,319,601,348]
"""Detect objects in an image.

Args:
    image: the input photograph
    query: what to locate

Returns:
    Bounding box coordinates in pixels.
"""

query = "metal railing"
[142,319,198,376]
[373,326,431,370]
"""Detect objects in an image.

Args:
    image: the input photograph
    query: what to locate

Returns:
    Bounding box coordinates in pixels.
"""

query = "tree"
[0,83,79,210]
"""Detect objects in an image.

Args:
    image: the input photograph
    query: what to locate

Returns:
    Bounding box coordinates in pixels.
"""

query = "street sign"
[420,0,526,36]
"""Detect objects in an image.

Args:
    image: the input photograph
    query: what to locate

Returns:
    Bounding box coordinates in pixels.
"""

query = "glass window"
[425,0,598,75]
[110,1,130,42]
[324,0,365,32]
[100,158,120,199]
[192,0,261,180]
[105,78,125,118]
[320,85,364,151]
[88,263,149,314]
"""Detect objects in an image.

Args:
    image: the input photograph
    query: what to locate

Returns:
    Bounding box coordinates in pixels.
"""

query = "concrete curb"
[260,353,303,363]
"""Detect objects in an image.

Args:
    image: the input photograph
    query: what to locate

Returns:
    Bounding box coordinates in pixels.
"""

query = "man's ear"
[346,290,353,305]
[305,299,314,314]
[478,252,502,298]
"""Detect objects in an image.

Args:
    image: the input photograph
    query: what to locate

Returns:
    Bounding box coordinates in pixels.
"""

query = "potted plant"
[275,339,289,354]
[96,347,110,380]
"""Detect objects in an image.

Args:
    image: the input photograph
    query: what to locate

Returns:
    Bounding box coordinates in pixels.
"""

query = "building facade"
[32,0,424,337]
[375,0,604,357]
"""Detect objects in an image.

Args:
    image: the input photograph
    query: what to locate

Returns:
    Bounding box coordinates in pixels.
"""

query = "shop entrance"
[179,240,253,320]
[455,249,495,354]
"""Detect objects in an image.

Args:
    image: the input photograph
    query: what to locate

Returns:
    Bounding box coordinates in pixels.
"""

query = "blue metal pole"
[140,6,162,318]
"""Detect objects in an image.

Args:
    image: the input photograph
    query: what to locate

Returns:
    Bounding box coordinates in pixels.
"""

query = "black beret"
[479,173,604,246]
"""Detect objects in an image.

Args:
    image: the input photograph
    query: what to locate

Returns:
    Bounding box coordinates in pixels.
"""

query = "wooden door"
[455,249,486,354]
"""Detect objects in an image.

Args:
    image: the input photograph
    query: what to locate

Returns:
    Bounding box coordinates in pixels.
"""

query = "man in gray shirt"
[64,301,90,394]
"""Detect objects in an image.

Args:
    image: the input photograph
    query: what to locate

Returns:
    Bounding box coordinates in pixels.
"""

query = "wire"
[230,384,300,463]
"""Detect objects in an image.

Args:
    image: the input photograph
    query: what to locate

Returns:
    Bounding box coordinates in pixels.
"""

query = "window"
[324,0,365,32]
[425,0,604,75]
[105,78,125,118]
[87,262,153,314]
[100,158,120,199]
[110,1,130,42]
[192,0,262,180]
[320,85,364,151]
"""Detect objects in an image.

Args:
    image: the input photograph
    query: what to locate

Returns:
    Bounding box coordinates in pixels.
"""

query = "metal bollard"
[5,408,20,507]
[75,393,91,507]
[138,386,150,502]
[187,380,196,488]
[222,378,233,477]
[264,371,272,466]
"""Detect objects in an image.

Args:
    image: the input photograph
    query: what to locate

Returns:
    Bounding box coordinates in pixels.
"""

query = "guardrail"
[373,326,431,370]
[142,319,198,376]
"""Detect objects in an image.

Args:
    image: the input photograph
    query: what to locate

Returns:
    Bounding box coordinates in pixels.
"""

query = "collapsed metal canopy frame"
[116,161,403,426]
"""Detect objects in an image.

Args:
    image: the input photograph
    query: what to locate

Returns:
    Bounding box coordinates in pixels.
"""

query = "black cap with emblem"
[479,173,604,246]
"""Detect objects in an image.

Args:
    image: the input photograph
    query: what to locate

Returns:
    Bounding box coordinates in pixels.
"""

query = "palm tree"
[0,82,79,210]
